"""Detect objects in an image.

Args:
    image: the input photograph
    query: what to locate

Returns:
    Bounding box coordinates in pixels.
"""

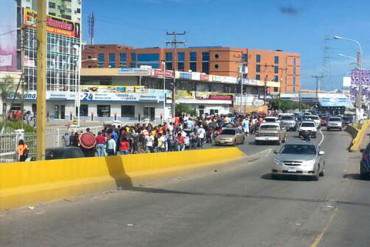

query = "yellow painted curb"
[350,120,370,152]
[0,147,245,210]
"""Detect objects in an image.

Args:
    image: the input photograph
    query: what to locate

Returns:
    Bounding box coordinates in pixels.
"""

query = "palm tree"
[0,75,15,132]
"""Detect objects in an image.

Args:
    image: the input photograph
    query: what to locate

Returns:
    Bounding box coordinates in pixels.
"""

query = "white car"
[308,115,321,128]
[264,116,280,124]
[298,121,317,138]
[327,116,343,131]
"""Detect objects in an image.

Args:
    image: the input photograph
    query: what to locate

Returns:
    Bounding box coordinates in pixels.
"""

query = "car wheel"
[319,169,325,177]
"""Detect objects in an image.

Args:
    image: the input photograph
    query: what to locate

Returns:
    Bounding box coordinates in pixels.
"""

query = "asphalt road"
[1,130,370,247]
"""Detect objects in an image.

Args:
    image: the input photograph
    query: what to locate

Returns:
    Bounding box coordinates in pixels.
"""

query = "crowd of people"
[64,112,271,157]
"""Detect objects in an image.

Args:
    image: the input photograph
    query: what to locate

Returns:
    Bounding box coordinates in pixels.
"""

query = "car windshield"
[301,122,315,127]
[260,125,278,130]
[281,116,294,120]
[329,117,341,121]
[265,118,276,122]
[310,116,319,120]
[221,129,236,135]
[281,144,316,155]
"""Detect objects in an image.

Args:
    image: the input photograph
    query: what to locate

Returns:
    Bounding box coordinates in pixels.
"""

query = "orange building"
[82,45,300,93]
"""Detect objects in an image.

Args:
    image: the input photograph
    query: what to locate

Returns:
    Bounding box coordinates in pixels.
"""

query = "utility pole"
[166,31,186,119]
[36,0,47,160]
[239,64,244,113]
[88,12,95,45]
[312,75,324,101]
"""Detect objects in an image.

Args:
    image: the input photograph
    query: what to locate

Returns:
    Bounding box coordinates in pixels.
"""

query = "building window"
[274,56,279,64]
[256,54,261,63]
[121,105,135,118]
[202,62,209,74]
[202,52,210,61]
[49,2,56,8]
[98,53,104,68]
[97,105,111,117]
[178,62,184,71]
[256,64,261,73]
[137,53,160,62]
[190,62,197,72]
[215,64,219,69]
[80,105,88,117]
[120,53,127,67]
[215,54,219,59]
[177,52,185,62]
[190,52,197,61]
[256,74,261,80]
[165,52,173,61]
[109,53,115,68]
[274,66,279,74]
[274,75,279,82]
[242,54,248,63]
[166,63,173,70]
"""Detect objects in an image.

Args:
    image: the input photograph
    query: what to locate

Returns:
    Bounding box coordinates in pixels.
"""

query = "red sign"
[208,95,233,100]
[153,69,174,78]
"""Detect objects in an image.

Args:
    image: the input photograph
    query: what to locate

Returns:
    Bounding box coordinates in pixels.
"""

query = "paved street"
[1,130,370,247]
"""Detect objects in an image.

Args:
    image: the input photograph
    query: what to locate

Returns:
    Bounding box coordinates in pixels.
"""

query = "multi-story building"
[9,0,82,119]
[82,45,300,93]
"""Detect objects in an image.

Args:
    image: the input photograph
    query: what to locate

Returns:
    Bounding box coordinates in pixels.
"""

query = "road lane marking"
[309,207,338,247]
[318,129,325,146]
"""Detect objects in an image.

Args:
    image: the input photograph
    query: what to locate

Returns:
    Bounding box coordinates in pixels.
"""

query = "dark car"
[343,115,354,125]
[45,147,85,160]
[360,143,370,178]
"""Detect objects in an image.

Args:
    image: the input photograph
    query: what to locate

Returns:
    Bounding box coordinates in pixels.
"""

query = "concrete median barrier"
[0,147,245,210]
[348,120,370,152]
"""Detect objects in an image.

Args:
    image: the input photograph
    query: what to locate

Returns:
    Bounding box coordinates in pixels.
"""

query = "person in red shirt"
[95,131,107,156]
[118,137,130,155]
[176,133,185,151]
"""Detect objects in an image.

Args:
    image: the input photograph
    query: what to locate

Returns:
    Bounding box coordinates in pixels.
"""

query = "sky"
[82,0,370,90]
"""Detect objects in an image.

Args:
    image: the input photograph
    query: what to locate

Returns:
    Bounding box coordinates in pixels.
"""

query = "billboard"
[0,0,17,71]
[23,8,80,38]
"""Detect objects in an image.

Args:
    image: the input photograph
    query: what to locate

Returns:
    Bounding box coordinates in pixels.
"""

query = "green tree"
[175,103,197,116]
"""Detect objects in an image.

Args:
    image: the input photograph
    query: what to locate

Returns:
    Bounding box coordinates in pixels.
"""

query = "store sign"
[179,72,192,80]
[152,69,174,78]
[119,68,151,76]
[23,8,80,38]
[208,95,233,100]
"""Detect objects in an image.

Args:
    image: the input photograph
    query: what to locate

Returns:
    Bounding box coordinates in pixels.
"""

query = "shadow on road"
[105,156,133,189]
[261,173,315,181]
[126,185,370,208]
[343,173,370,181]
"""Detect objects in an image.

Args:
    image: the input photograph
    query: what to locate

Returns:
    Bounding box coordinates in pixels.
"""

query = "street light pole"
[333,35,364,116]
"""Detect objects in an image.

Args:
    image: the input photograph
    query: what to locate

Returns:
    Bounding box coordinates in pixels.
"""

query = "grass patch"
[0,120,35,133]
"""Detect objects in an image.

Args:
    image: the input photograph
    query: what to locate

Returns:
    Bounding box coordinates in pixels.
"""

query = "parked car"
[45,147,85,160]
[280,114,297,131]
[214,128,245,146]
[298,121,317,138]
[360,143,370,179]
[255,123,287,145]
[272,140,326,180]
[326,116,343,131]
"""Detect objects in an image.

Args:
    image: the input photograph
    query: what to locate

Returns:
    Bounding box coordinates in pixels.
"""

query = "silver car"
[272,141,325,180]
[327,116,343,131]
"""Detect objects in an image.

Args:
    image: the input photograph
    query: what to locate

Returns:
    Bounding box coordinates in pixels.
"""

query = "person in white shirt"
[197,125,206,147]
[146,134,155,153]
[106,136,116,156]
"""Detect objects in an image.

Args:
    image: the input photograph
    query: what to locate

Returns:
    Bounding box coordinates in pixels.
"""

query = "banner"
[351,68,370,86]
[0,0,17,71]
[23,8,80,38]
